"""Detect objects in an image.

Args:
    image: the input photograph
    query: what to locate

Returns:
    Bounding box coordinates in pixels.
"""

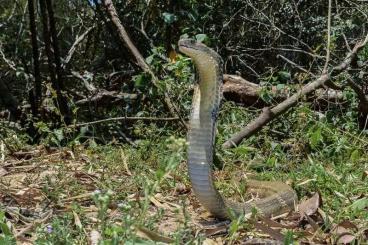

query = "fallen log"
[223,33,368,148]
[223,74,344,107]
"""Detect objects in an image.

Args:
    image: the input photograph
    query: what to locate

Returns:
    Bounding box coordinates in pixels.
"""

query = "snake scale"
[178,39,297,219]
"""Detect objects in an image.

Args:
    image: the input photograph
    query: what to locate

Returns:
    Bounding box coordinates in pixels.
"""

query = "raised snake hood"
[178,39,222,65]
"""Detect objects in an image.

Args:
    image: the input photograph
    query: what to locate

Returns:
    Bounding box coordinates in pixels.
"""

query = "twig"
[0,43,17,71]
[323,0,332,73]
[71,70,97,93]
[223,33,368,148]
[100,0,187,129]
[321,0,344,91]
[277,53,342,91]
[62,26,95,69]
[242,47,324,59]
[74,90,137,106]
[15,211,53,238]
[277,54,315,77]
[346,78,368,103]
[73,116,179,127]
[342,33,352,52]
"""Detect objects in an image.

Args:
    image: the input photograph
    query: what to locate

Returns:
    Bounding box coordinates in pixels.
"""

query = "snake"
[178,39,297,220]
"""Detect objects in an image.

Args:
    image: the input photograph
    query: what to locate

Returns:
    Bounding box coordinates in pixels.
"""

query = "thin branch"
[342,33,352,52]
[73,116,179,127]
[323,0,332,73]
[0,43,17,71]
[71,70,97,93]
[223,33,368,148]
[346,78,368,104]
[28,0,42,105]
[62,26,95,69]
[242,47,324,59]
[100,0,186,129]
[277,54,315,77]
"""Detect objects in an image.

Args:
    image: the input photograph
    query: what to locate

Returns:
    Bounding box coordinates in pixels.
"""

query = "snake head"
[178,39,222,64]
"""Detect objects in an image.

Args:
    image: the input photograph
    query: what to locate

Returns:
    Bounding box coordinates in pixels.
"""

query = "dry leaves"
[297,192,322,217]
[136,226,174,243]
[1,145,366,244]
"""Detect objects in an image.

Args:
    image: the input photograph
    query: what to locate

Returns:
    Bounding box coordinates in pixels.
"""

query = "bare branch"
[323,0,332,73]
[100,0,187,128]
[223,33,368,148]
[277,54,315,77]
[62,26,95,69]
[346,78,368,104]
[223,74,343,107]
[73,116,179,127]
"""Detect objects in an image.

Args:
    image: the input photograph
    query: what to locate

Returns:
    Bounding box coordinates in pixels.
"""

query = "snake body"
[178,39,297,219]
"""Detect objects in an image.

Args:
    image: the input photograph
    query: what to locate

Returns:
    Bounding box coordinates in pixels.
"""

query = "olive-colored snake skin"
[178,39,297,219]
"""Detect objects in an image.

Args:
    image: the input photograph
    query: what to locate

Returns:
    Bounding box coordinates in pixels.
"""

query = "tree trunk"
[39,0,71,124]
[0,80,21,120]
[28,0,41,116]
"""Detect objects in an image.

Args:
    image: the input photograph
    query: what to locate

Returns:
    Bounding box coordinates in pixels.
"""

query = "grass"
[1,99,368,244]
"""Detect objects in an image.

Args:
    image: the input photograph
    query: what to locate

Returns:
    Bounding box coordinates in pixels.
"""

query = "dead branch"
[75,90,137,106]
[0,43,16,71]
[323,0,332,73]
[74,116,179,127]
[276,54,343,91]
[223,34,368,149]
[223,74,343,107]
[346,78,368,104]
[62,26,95,69]
[346,77,368,129]
[100,0,186,128]
[71,71,97,93]
[277,55,315,77]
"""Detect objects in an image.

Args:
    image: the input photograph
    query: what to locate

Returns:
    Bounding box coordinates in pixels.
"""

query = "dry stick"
[346,78,368,104]
[223,34,368,149]
[73,116,179,127]
[321,0,343,91]
[71,70,97,93]
[100,0,186,129]
[277,54,342,91]
[15,211,53,238]
[62,26,95,69]
[277,54,316,77]
[323,0,332,73]
[222,74,343,107]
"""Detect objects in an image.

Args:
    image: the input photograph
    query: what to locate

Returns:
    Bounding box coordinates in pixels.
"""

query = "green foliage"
[0,210,15,244]
[35,122,65,146]
[162,12,177,25]
[1,0,368,243]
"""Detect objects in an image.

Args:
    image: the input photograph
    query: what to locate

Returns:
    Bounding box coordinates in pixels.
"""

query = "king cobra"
[178,39,297,219]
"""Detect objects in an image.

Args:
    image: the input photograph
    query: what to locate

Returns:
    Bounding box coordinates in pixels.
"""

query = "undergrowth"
[1,95,368,244]
[1,48,367,244]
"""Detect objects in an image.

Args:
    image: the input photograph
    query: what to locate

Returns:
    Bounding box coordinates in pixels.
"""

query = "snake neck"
[179,39,297,220]
[186,51,229,218]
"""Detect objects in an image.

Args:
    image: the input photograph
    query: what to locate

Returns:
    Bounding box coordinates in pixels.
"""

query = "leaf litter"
[0,145,367,244]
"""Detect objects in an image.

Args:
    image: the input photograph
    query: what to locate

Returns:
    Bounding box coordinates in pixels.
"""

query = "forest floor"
[1,102,368,244]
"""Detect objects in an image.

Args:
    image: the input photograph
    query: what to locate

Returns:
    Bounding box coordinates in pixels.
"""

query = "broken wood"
[74,116,179,127]
[223,34,368,148]
[75,90,137,106]
[62,26,95,69]
[223,74,344,107]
